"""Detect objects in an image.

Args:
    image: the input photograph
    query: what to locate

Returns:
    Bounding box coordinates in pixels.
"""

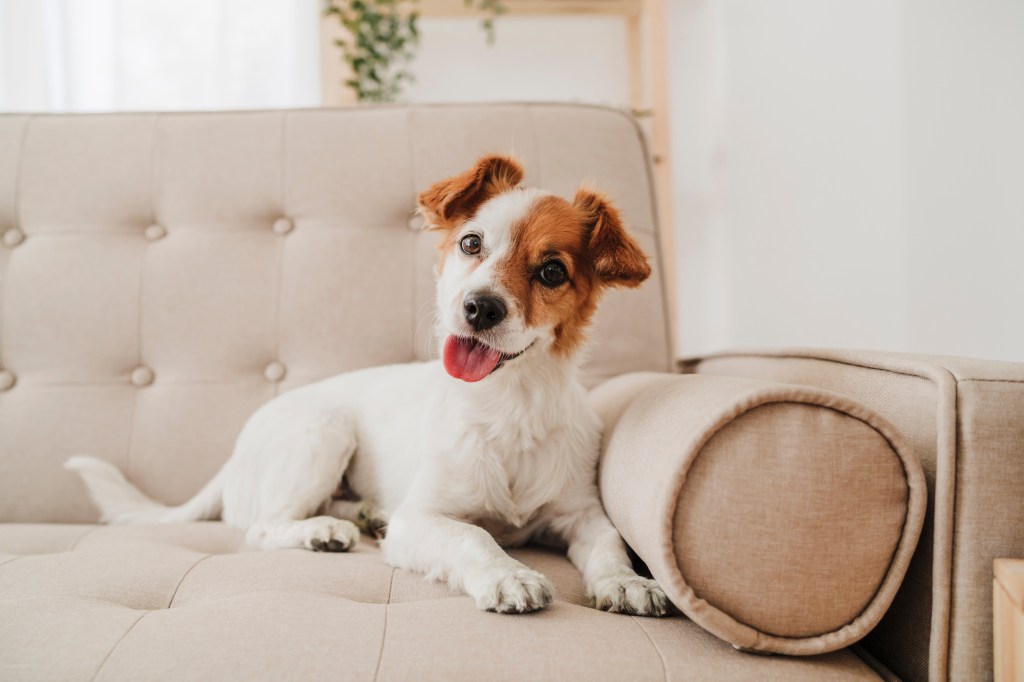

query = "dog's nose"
[463,294,507,332]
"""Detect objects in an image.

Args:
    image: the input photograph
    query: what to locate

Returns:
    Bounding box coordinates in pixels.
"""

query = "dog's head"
[418,154,651,383]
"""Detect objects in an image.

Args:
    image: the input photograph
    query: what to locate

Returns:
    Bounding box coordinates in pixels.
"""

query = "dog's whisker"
[427,316,446,358]
[414,309,440,358]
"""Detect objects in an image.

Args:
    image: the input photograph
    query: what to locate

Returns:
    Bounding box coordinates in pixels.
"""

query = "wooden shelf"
[417,0,643,17]
[995,559,1024,681]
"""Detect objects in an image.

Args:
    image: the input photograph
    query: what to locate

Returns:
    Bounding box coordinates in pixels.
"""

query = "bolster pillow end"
[592,372,926,656]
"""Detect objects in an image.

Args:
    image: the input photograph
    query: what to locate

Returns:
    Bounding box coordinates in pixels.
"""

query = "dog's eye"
[538,261,568,287]
[460,234,482,256]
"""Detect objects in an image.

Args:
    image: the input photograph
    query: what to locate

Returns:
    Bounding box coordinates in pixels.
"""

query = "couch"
[0,104,1020,681]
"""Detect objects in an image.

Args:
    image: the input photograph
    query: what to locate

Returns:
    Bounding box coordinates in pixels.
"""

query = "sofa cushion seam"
[372,567,396,682]
[70,525,102,550]
[630,615,668,682]
[692,352,936,382]
[166,553,213,608]
[957,377,1024,385]
[692,351,1024,385]
[88,609,150,682]
[945,380,963,682]
[0,555,23,570]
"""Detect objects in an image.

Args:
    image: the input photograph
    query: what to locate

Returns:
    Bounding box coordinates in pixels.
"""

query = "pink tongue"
[443,335,503,382]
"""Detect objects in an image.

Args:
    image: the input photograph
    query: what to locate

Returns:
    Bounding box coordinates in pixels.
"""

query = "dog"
[66,154,668,617]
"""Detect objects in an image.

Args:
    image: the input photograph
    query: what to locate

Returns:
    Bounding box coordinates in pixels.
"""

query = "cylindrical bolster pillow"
[592,372,926,656]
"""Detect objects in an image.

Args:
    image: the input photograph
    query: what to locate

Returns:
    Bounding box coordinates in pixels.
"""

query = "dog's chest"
[448,423,571,529]
[428,373,600,531]
[475,515,544,547]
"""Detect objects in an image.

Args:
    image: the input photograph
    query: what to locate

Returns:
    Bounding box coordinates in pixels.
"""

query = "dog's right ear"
[417,155,524,230]
[574,187,651,288]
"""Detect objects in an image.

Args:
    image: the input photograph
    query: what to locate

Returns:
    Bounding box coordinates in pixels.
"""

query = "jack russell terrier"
[67,155,668,617]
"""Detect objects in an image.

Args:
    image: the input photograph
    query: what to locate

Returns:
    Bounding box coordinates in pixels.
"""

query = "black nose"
[463,294,507,332]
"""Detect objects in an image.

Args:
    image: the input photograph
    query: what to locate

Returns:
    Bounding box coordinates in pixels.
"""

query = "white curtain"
[0,0,321,112]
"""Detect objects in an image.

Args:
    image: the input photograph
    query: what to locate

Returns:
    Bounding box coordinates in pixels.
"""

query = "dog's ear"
[417,155,524,230]
[574,187,651,288]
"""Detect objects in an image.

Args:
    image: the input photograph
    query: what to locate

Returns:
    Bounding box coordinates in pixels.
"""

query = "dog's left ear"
[574,188,652,288]
[418,155,524,230]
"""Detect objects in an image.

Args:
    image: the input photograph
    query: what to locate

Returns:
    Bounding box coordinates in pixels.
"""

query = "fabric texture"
[0,523,885,681]
[0,104,673,524]
[592,372,926,656]
[686,349,1024,682]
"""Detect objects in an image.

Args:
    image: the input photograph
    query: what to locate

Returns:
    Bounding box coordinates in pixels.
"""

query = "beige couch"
[0,104,1020,681]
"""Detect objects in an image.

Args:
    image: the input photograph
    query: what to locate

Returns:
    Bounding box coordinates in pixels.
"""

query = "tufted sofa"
[1,104,1022,681]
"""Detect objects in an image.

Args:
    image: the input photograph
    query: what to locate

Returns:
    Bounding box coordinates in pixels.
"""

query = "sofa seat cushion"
[0,523,888,681]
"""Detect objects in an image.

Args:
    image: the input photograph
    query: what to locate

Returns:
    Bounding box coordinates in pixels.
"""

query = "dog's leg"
[246,516,360,552]
[242,411,360,552]
[382,512,554,613]
[547,497,669,617]
[324,499,389,539]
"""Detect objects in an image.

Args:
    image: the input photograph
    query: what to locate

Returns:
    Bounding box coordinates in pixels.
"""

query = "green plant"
[466,0,508,44]
[323,0,508,103]
[324,0,420,103]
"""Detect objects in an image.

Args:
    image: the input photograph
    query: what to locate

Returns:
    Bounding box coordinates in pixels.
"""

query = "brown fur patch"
[419,155,524,275]
[418,155,524,230]
[573,188,652,287]
[495,190,651,357]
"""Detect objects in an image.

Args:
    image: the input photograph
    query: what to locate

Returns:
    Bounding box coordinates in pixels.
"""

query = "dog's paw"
[590,573,669,617]
[356,505,388,539]
[305,518,361,552]
[476,568,555,614]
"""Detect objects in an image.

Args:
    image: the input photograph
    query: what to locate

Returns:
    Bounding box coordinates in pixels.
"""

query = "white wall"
[0,0,320,111]
[407,16,629,105]
[901,0,1024,362]
[668,0,1024,361]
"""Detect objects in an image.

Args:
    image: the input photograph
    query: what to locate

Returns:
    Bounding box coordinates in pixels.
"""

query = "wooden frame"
[995,559,1024,682]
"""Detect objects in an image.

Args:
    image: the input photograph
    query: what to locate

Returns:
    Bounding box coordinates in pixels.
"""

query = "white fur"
[436,188,548,357]
[65,189,667,616]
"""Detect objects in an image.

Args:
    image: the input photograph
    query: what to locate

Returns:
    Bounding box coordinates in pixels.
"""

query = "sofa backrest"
[0,104,673,522]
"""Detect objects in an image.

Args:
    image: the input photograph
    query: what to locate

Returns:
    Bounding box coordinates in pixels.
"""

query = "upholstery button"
[272,217,293,235]
[2,227,25,247]
[0,369,15,391]
[131,366,155,387]
[144,224,167,241]
[264,361,286,382]
[407,214,425,231]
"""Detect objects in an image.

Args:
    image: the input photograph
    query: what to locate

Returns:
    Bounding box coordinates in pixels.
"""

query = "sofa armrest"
[682,348,1024,682]
[590,371,925,657]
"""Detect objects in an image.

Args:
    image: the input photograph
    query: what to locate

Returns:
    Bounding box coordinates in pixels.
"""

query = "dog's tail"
[64,456,225,524]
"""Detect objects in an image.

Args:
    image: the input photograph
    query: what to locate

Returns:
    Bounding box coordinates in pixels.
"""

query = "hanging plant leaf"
[464,0,506,44]
[324,0,504,102]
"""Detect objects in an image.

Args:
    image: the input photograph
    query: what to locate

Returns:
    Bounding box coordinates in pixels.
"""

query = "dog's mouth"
[442,335,534,383]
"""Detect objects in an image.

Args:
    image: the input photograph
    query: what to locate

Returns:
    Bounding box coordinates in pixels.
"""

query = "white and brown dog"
[67,155,668,617]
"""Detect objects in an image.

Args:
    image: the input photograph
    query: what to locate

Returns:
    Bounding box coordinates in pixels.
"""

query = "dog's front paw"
[306,518,361,552]
[476,568,555,614]
[590,573,669,617]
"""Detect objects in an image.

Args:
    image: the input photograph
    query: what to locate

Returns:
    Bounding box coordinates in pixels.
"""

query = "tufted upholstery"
[0,104,672,523]
[0,523,886,680]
